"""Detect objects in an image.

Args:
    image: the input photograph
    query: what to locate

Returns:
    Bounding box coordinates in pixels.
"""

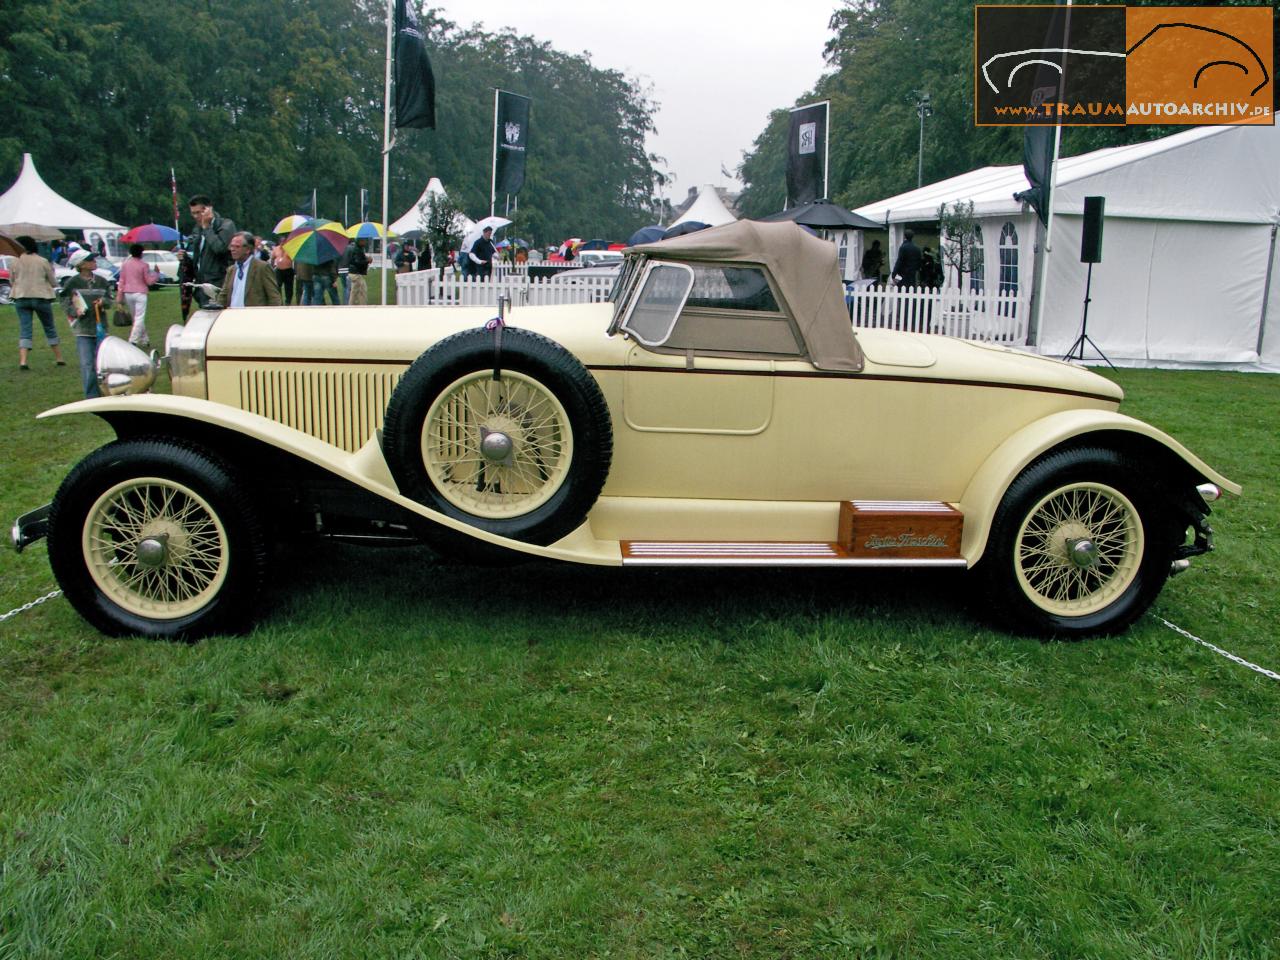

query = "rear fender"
[957,409,1240,563]
[39,395,620,565]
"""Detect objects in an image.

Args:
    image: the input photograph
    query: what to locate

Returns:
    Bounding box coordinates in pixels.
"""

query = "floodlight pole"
[914,91,932,188]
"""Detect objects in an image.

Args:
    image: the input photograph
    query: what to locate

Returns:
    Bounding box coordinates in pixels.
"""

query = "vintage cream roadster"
[12,221,1238,639]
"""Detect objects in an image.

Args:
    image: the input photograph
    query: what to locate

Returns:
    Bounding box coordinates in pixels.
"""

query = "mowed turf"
[1,291,1277,959]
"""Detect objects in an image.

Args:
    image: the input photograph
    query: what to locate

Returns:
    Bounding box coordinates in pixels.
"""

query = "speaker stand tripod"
[1063,262,1115,369]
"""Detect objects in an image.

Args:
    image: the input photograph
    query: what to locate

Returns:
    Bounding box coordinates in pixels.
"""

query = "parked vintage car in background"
[141,249,180,283]
[12,221,1238,640]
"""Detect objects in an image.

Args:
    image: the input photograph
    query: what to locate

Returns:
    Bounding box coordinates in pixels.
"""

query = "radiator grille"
[237,368,404,453]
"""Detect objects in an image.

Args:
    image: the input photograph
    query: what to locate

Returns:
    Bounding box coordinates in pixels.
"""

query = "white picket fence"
[395,269,611,307]
[849,284,1029,343]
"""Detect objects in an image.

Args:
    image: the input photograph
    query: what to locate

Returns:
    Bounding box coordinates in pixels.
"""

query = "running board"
[620,541,966,567]
[620,500,967,567]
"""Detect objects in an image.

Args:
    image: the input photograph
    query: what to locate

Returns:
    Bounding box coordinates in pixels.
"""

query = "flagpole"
[170,167,180,237]
[490,88,499,218]
[1030,0,1070,350]
[823,100,830,200]
[381,0,394,305]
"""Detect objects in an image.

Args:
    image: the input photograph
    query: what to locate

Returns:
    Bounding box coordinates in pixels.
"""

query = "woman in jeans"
[117,243,161,347]
[10,236,66,370]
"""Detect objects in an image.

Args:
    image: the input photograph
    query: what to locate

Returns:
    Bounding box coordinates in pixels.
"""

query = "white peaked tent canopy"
[671,184,738,228]
[0,153,124,239]
[855,125,1280,372]
[389,176,475,236]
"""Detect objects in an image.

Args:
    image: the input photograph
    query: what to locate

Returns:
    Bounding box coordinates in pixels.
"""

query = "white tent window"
[970,224,986,293]
[837,235,848,277]
[998,221,1019,295]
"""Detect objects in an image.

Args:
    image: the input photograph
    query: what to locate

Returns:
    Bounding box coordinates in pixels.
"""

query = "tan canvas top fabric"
[628,220,863,371]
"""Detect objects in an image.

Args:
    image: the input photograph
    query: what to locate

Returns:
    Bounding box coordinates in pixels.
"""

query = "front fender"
[957,409,1240,563]
[38,395,621,566]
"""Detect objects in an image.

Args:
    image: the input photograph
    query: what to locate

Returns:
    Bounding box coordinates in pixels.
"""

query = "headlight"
[164,310,217,399]
[96,336,159,396]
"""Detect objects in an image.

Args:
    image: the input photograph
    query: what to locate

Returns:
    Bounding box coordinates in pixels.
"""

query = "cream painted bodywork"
[46,301,1238,565]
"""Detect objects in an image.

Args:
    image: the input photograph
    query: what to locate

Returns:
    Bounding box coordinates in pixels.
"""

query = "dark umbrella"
[661,221,709,240]
[626,225,666,246]
[757,198,880,230]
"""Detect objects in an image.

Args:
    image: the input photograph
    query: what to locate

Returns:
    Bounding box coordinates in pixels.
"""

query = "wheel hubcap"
[135,535,169,568]
[1066,537,1097,569]
[480,428,514,464]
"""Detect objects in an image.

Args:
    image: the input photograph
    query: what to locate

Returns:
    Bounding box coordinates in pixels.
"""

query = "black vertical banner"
[394,0,436,130]
[1012,0,1068,225]
[786,101,827,206]
[494,91,531,196]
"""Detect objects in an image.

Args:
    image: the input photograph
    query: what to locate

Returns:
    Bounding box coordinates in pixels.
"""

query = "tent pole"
[1257,220,1278,357]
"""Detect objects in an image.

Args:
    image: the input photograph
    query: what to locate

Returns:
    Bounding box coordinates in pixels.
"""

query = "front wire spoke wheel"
[1014,481,1144,617]
[82,476,230,620]
[422,370,574,519]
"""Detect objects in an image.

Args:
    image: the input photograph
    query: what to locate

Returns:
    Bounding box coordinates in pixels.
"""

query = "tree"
[937,200,977,290]
[419,194,465,275]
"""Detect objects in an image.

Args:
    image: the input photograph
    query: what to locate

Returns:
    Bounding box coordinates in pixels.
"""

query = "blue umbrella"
[661,221,709,240]
[627,225,666,246]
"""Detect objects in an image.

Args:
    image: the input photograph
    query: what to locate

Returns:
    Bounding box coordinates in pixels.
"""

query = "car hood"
[204,302,627,367]
[204,304,1121,402]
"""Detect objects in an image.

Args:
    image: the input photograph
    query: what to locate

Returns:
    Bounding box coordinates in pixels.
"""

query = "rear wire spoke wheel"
[979,446,1178,638]
[48,439,268,639]
[423,370,574,519]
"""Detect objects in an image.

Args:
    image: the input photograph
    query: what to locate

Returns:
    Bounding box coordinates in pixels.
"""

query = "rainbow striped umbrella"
[283,220,349,264]
[273,214,315,234]
[345,221,394,240]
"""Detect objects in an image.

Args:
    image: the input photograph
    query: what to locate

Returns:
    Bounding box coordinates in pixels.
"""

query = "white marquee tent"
[855,124,1280,372]
[389,176,474,236]
[671,184,738,228]
[0,153,124,243]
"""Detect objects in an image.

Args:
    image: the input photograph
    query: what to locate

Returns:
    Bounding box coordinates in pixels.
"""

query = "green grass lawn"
[1,293,1277,959]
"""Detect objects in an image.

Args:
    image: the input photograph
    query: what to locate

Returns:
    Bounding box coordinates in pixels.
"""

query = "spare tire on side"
[381,326,613,551]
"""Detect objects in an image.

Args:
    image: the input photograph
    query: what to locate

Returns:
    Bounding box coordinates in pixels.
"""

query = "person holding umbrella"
[467,226,497,279]
[59,249,113,397]
[217,232,281,308]
[117,243,162,348]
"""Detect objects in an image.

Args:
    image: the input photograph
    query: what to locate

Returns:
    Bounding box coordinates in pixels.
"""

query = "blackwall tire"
[977,446,1178,639]
[47,439,268,640]
[381,327,613,551]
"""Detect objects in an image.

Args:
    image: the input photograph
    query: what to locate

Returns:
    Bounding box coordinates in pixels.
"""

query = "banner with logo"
[394,0,436,130]
[493,91,531,197]
[786,100,828,206]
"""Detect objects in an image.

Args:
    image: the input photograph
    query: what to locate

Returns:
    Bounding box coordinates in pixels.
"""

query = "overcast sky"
[428,1,836,202]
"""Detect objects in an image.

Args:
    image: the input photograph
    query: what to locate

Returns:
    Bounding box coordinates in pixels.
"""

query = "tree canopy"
[0,0,664,245]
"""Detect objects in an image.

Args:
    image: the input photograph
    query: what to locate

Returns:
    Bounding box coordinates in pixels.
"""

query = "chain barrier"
[0,588,64,624]
[1156,615,1280,683]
